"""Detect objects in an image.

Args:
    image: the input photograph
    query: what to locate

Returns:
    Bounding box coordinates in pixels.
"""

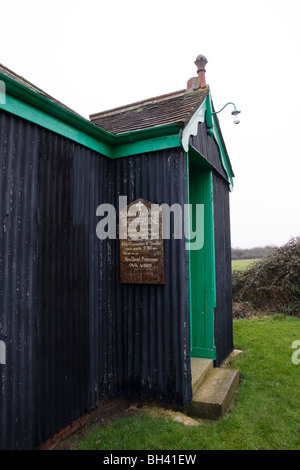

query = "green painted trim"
[212,101,240,117]
[213,119,234,190]
[209,170,217,310]
[112,123,180,146]
[181,98,207,152]
[0,71,115,146]
[187,151,216,361]
[0,71,235,176]
[1,92,113,157]
[205,95,234,190]
[112,132,181,158]
[186,151,193,356]
[182,94,234,191]
[0,72,182,159]
[189,347,216,360]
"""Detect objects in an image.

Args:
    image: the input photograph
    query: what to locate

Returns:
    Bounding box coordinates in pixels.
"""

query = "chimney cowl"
[194,54,208,72]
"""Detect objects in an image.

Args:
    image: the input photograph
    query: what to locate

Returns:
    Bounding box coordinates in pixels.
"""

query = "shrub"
[232,238,300,317]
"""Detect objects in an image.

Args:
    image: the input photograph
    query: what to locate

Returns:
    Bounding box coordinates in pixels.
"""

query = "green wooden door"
[187,153,216,359]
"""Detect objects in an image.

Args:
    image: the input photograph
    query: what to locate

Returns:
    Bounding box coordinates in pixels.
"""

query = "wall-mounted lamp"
[212,102,241,125]
[206,99,241,138]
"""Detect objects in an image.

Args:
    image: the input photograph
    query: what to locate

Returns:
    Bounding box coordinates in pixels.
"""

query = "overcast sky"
[1,0,299,248]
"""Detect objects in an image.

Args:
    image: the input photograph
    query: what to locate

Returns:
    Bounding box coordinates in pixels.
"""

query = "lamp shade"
[232,111,240,124]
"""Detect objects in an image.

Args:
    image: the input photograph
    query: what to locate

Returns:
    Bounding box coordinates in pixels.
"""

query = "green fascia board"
[0,72,181,159]
[111,130,181,158]
[213,121,234,190]
[0,72,114,155]
[2,92,113,157]
[112,123,180,146]
[181,97,207,152]
[183,94,234,190]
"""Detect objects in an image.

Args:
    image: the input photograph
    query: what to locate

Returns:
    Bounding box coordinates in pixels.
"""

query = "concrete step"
[188,367,239,420]
[191,358,214,394]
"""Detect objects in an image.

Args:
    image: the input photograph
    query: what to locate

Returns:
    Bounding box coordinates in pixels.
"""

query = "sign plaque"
[120,198,165,284]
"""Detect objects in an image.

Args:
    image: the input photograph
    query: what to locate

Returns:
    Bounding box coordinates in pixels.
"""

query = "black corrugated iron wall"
[34,128,120,446]
[112,151,191,405]
[0,110,191,449]
[212,175,234,365]
[0,112,38,450]
[36,132,93,444]
[189,121,228,181]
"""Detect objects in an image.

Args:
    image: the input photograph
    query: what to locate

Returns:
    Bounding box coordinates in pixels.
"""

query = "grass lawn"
[232,259,260,271]
[74,315,300,450]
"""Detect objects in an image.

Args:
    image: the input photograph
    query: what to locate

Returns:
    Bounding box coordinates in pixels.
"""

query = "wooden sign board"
[120,198,165,284]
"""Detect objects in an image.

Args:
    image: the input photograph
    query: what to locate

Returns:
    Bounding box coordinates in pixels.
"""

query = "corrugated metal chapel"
[0,56,236,449]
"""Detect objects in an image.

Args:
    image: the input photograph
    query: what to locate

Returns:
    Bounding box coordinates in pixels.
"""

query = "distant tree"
[231,245,278,260]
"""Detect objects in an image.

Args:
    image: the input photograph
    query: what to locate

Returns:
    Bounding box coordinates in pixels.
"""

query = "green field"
[232,258,259,271]
[74,315,300,450]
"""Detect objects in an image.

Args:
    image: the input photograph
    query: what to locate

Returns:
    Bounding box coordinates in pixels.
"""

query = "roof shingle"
[89,88,209,135]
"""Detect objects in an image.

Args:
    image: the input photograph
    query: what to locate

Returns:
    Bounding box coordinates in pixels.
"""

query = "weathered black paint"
[36,131,92,444]
[212,174,234,365]
[0,111,38,450]
[112,151,191,405]
[0,106,234,449]
[189,121,228,180]
[0,110,191,449]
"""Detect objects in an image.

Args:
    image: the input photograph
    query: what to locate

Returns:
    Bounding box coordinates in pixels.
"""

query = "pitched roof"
[1,63,209,137]
[89,88,209,135]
